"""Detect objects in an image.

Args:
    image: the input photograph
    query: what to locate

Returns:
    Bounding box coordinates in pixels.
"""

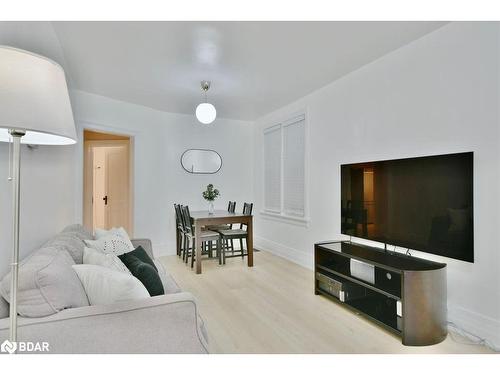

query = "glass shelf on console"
[315,267,402,333]
[315,242,403,299]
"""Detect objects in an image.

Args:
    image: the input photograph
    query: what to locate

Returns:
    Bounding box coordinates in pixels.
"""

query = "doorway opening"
[83,129,133,235]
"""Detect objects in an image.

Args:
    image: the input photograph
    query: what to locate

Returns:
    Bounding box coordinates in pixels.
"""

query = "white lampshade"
[0,46,77,145]
[195,102,217,125]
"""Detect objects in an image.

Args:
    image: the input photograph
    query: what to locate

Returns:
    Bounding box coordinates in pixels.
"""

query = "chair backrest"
[228,201,236,213]
[174,203,179,225]
[174,204,185,231]
[243,202,253,215]
[240,202,253,229]
[181,205,194,234]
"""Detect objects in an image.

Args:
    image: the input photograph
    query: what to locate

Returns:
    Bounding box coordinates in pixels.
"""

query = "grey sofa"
[0,225,208,354]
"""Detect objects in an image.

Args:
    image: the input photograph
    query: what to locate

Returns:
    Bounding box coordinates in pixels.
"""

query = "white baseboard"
[255,235,500,352]
[448,305,500,351]
[254,236,314,270]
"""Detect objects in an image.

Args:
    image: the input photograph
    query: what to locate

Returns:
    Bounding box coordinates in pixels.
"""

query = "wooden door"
[93,147,107,229]
[84,139,131,235]
[104,145,130,231]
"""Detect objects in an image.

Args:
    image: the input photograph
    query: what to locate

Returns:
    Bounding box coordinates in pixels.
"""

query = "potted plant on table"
[202,184,220,215]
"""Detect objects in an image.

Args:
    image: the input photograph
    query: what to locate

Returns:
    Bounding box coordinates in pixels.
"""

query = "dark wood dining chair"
[206,201,236,251]
[174,204,186,258]
[217,202,253,264]
[176,204,193,261]
[181,205,222,268]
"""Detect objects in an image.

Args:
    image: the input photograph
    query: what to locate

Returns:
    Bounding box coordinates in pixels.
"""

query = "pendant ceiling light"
[195,80,216,125]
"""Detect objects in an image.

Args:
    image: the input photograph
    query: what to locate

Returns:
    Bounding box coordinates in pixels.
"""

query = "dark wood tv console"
[314,241,447,346]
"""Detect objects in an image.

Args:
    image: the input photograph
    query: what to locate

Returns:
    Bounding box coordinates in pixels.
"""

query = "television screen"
[341,152,473,262]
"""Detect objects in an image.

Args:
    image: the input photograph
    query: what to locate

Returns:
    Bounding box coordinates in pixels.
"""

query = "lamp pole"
[8,129,24,348]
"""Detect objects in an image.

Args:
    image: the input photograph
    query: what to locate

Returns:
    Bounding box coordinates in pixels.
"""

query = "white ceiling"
[51,21,447,121]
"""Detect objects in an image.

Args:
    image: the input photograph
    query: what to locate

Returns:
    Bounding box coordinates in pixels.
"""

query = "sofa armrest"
[131,238,154,259]
[0,292,208,354]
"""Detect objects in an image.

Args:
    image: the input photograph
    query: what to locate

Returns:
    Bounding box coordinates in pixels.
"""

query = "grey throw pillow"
[0,247,89,318]
[44,232,89,264]
[61,224,93,240]
[0,296,8,319]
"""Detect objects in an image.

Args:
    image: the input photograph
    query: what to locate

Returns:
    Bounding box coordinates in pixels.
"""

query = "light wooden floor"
[160,250,493,354]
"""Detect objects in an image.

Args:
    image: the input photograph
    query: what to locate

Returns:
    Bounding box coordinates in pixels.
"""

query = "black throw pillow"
[119,254,164,296]
[122,246,158,272]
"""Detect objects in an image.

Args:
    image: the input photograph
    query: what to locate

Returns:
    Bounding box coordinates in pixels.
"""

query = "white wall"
[0,143,77,276]
[71,90,254,256]
[253,22,500,348]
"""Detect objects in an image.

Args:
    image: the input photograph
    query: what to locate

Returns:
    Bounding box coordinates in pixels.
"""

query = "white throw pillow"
[95,227,134,248]
[72,265,150,305]
[85,234,134,256]
[83,247,131,275]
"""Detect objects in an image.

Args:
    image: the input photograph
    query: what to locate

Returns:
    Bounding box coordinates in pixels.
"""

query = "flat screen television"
[341,152,473,262]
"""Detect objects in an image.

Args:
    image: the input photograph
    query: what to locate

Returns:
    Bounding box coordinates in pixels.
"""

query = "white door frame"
[77,121,135,236]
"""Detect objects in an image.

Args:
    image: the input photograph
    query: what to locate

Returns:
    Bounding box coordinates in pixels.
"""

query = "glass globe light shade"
[196,102,216,124]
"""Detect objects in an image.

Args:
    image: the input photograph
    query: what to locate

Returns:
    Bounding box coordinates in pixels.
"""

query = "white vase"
[208,201,215,215]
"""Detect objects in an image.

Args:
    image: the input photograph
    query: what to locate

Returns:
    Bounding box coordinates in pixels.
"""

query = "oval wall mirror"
[181,149,222,174]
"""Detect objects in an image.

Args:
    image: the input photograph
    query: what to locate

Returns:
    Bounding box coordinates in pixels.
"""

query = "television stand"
[314,240,447,346]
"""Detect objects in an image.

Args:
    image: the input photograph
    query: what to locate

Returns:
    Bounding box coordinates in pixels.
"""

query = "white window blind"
[263,124,282,212]
[283,115,305,217]
[263,113,306,220]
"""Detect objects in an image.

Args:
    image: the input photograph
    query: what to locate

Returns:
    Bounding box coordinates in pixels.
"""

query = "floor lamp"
[0,46,77,347]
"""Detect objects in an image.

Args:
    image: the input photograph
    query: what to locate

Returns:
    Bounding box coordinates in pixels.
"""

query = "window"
[283,116,305,217]
[264,124,282,213]
[263,114,307,223]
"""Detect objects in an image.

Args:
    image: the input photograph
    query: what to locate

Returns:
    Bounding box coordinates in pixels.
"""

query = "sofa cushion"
[95,227,135,255]
[44,232,89,264]
[85,234,134,256]
[130,238,155,259]
[119,246,157,271]
[61,224,93,240]
[72,264,150,305]
[83,247,131,275]
[119,253,164,296]
[0,296,8,319]
[154,260,182,294]
[95,227,134,248]
[0,247,89,317]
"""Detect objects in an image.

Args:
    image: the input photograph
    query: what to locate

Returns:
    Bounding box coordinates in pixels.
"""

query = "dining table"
[176,210,254,274]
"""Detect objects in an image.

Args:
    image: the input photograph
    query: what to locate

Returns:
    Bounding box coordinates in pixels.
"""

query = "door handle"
[103,195,108,205]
